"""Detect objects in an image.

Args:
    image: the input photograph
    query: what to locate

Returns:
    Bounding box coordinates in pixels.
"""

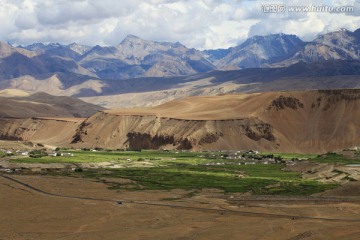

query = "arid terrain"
[0,92,103,118]
[1,174,360,240]
[1,4,360,240]
[1,143,360,239]
[1,89,360,153]
[1,88,360,240]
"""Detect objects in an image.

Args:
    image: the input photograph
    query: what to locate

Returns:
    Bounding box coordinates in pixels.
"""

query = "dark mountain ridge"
[1,27,356,81]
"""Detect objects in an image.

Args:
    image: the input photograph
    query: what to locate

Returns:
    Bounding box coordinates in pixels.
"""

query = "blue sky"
[0,0,359,49]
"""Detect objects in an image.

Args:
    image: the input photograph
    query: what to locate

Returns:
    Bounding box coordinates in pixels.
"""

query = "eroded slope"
[1,90,360,153]
[72,89,360,153]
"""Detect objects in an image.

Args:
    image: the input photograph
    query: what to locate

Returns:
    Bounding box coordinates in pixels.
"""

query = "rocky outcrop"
[69,113,277,151]
[71,121,90,144]
[311,89,360,110]
[267,96,304,110]
[244,124,275,141]
[125,132,193,150]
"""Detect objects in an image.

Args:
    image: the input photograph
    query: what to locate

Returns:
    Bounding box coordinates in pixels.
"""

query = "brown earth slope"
[1,89,360,153]
[0,92,104,118]
[0,118,82,146]
[71,89,360,153]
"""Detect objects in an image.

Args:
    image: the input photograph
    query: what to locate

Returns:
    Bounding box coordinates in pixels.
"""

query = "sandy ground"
[1,175,360,240]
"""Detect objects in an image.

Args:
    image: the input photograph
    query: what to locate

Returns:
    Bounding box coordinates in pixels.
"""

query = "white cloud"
[0,0,359,49]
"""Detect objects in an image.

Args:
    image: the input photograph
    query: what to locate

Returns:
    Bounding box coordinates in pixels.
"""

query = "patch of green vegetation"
[73,163,336,195]
[188,164,300,180]
[29,150,47,158]
[309,152,360,164]
[10,149,340,195]
[0,151,6,158]
[262,152,318,159]
[88,167,277,193]
[11,150,211,164]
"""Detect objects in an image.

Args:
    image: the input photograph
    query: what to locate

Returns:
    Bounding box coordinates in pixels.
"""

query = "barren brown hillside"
[73,89,360,153]
[1,89,360,153]
[0,118,82,147]
[0,92,103,118]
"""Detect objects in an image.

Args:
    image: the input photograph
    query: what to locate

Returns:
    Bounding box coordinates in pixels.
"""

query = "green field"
[263,151,360,164]
[11,150,213,165]
[76,164,336,195]
[262,152,318,159]
[11,150,340,195]
[309,152,360,164]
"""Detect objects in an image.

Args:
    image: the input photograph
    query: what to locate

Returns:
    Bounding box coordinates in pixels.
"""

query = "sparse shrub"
[29,150,47,158]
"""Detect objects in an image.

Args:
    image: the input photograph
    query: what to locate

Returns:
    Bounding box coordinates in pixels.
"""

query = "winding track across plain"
[1,174,360,223]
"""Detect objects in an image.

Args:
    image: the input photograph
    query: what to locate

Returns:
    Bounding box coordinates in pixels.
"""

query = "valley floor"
[1,174,360,240]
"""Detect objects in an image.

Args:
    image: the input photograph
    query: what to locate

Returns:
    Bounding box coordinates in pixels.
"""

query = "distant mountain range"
[1,28,360,108]
[0,27,357,80]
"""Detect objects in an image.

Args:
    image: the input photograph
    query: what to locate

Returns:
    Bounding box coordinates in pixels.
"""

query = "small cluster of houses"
[0,148,75,158]
[205,161,272,166]
[48,152,74,157]
[0,165,82,174]
[199,150,281,165]
[0,149,30,156]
